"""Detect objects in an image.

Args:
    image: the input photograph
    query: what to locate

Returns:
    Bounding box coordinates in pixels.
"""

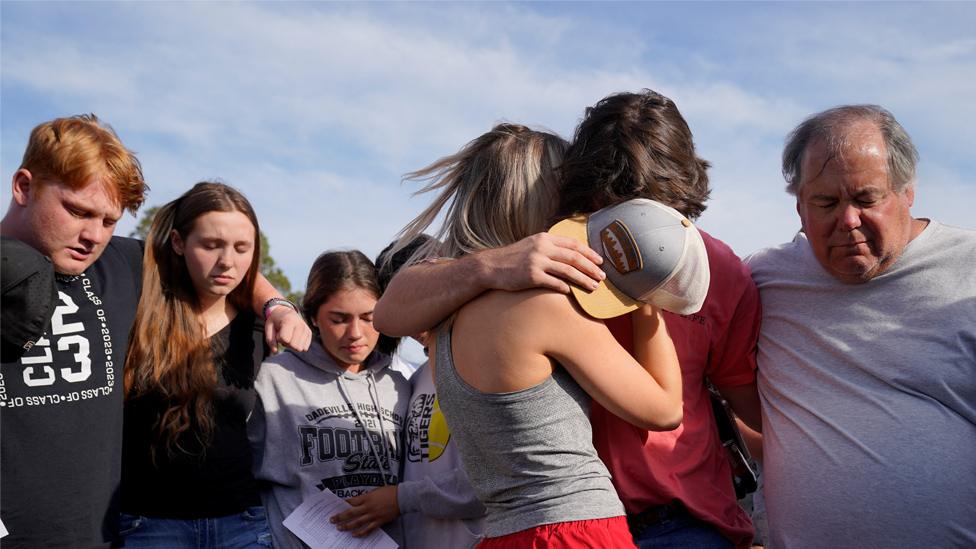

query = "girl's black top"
[121,311,266,518]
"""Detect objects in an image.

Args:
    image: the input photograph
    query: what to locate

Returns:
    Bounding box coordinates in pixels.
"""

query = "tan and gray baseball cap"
[549,198,710,319]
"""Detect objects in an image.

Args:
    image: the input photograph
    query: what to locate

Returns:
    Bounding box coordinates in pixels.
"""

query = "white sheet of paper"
[283,489,398,549]
[0,517,8,538]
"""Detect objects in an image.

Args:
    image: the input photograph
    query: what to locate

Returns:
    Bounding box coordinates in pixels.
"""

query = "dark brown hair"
[124,182,260,455]
[302,250,394,358]
[374,234,435,355]
[557,90,711,220]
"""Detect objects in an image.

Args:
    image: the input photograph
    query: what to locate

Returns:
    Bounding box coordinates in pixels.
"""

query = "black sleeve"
[252,315,270,364]
[111,236,145,295]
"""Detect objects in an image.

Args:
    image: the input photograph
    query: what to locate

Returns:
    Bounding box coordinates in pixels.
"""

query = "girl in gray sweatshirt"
[248,251,410,548]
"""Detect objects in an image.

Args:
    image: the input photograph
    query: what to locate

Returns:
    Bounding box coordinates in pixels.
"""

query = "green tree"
[130,205,300,301]
[130,205,160,240]
[260,232,304,304]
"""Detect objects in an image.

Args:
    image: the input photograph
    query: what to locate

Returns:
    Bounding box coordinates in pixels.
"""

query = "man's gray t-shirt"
[747,221,976,549]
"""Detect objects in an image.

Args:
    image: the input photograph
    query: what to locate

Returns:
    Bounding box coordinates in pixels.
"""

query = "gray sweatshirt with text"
[248,342,410,548]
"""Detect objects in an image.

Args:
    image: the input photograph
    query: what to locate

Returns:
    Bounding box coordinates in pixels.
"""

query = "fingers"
[530,273,572,294]
[266,309,312,353]
[279,319,312,352]
[530,234,604,291]
[545,241,604,283]
[330,503,368,530]
[331,510,378,537]
[546,233,603,266]
[264,323,279,355]
[330,507,360,525]
[545,258,602,292]
[481,232,606,293]
[350,522,379,537]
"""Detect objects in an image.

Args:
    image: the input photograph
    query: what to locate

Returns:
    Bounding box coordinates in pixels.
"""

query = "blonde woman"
[388,124,684,548]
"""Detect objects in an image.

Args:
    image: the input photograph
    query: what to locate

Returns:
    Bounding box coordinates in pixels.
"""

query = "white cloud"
[912,161,974,229]
[3,2,973,287]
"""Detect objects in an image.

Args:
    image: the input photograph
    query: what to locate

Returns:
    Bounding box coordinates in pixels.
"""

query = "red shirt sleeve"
[701,232,761,388]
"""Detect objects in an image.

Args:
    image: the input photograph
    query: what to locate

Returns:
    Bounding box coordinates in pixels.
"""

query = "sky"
[3,1,975,293]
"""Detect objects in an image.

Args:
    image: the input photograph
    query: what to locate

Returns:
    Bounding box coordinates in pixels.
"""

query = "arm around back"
[374,256,489,337]
[374,233,604,337]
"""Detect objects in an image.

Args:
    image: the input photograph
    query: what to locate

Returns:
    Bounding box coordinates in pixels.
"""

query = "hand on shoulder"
[264,305,312,354]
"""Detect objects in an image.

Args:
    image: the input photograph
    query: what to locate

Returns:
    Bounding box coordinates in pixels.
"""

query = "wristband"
[263,297,299,320]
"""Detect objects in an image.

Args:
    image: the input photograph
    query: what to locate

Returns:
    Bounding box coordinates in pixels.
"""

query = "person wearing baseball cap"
[549,198,710,320]
[383,123,705,547]
[557,91,762,549]
[375,90,762,548]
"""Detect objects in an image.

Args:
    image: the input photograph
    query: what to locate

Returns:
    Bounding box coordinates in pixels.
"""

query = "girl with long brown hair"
[121,182,271,548]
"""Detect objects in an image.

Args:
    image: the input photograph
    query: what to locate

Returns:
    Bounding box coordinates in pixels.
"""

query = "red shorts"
[478,516,636,548]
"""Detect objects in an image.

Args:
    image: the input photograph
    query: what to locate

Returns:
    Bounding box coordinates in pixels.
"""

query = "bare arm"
[252,273,312,353]
[736,417,763,462]
[373,256,488,337]
[718,382,762,433]
[539,296,683,431]
[373,233,604,337]
[630,305,683,426]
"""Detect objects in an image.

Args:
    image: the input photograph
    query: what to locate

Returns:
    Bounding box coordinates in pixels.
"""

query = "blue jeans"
[119,507,272,548]
[633,513,733,549]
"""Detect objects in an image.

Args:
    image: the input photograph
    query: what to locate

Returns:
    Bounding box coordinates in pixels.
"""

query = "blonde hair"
[392,123,568,264]
[19,114,147,214]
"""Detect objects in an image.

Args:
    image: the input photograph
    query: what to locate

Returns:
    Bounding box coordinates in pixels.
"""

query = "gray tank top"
[434,327,624,538]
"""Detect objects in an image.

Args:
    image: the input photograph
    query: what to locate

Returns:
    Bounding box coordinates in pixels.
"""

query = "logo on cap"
[600,220,642,275]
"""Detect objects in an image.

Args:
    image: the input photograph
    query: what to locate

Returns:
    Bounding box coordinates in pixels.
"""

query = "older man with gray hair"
[746,105,976,548]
